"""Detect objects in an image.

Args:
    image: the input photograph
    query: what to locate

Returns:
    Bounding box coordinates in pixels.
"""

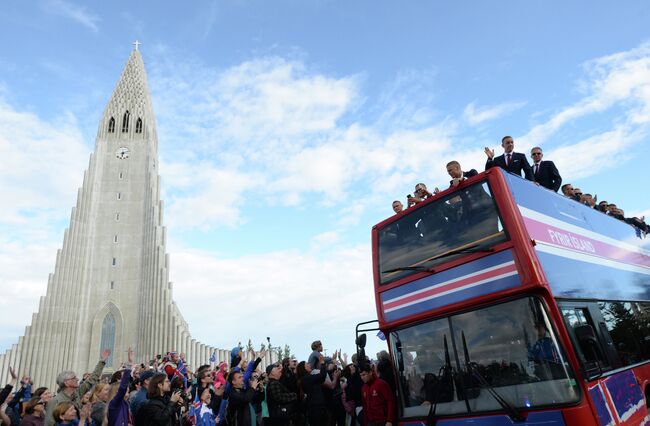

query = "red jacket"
[361,375,396,423]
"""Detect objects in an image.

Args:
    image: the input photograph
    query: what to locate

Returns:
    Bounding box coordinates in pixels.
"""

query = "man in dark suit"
[530,147,562,192]
[484,136,534,181]
[446,160,478,187]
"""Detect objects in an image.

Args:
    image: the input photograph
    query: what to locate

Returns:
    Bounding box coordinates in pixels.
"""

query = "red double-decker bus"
[364,167,650,425]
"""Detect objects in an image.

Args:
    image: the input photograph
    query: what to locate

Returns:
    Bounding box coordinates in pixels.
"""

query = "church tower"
[0,47,263,386]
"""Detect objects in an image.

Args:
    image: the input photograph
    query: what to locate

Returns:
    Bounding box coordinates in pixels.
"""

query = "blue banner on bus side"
[504,172,649,247]
[503,173,650,300]
[380,249,521,322]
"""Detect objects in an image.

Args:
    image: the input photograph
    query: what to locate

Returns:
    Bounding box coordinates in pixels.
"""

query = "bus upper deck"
[368,168,650,425]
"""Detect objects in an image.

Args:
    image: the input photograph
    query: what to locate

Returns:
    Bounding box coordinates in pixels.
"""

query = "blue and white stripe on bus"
[380,249,521,322]
[520,206,650,270]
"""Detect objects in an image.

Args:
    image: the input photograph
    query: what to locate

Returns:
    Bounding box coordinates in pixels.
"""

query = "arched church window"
[135,118,143,134]
[122,111,130,133]
[100,312,116,366]
[108,117,115,133]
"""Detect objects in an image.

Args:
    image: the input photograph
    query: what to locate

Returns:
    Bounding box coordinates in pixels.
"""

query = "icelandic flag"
[209,351,216,363]
[377,331,386,341]
[175,358,188,390]
[188,386,202,424]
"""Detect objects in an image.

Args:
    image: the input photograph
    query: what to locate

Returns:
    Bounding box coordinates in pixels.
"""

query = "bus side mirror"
[356,333,367,349]
[574,324,603,378]
[574,324,598,346]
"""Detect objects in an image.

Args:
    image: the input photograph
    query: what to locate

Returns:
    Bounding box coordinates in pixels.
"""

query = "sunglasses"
[531,152,542,156]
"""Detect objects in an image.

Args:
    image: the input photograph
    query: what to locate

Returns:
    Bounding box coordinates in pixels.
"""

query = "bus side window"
[598,301,650,367]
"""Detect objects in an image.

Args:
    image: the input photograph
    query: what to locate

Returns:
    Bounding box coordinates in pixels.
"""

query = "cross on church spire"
[133,40,141,51]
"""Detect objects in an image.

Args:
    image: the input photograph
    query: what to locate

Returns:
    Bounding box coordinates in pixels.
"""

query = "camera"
[171,385,189,403]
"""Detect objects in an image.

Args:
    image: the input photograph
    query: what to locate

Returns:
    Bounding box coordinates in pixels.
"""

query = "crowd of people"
[0,341,397,426]
[390,136,649,237]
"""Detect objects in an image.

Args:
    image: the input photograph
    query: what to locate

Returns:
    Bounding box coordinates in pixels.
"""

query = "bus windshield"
[390,297,580,418]
[378,181,508,285]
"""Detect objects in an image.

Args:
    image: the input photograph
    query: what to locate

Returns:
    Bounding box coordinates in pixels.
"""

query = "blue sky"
[1,0,650,362]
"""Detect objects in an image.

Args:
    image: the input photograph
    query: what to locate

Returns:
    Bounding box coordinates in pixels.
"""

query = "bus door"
[559,301,648,425]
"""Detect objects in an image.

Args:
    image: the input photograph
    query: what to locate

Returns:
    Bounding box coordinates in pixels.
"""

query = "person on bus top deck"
[561,183,575,198]
[441,160,498,237]
[530,147,562,192]
[432,160,478,196]
[446,160,478,187]
[391,200,403,214]
[484,136,534,181]
[407,183,433,208]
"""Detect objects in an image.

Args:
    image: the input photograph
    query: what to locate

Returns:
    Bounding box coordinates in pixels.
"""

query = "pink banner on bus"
[521,215,650,271]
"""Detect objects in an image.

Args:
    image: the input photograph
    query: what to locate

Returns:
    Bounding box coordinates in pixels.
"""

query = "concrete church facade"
[0,48,256,386]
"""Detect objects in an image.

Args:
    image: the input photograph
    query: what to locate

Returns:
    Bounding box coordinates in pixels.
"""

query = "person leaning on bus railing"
[581,193,596,208]
[429,161,478,197]
[561,183,576,199]
[406,183,433,208]
[446,160,478,188]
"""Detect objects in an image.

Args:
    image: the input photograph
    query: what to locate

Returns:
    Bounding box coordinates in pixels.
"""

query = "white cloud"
[162,161,260,230]
[521,42,650,148]
[0,98,89,225]
[168,243,378,359]
[547,127,641,181]
[463,101,526,126]
[151,56,456,229]
[44,0,100,33]
[0,239,58,349]
[310,231,340,249]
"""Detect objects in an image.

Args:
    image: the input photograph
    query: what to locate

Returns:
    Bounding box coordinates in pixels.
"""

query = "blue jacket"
[129,388,148,418]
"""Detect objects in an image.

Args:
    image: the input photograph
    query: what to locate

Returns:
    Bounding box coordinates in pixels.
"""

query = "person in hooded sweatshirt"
[213,363,228,390]
[107,367,132,426]
[360,364,395,426]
